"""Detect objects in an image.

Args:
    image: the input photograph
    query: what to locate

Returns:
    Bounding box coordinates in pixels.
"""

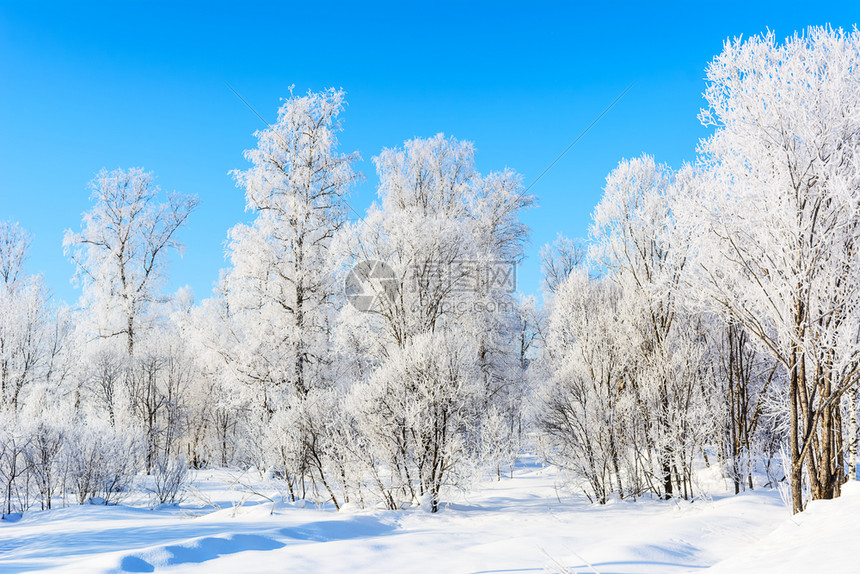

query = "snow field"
[1,458,824,574]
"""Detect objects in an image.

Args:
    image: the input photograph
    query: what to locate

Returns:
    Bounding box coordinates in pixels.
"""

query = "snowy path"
[0,461,823,573]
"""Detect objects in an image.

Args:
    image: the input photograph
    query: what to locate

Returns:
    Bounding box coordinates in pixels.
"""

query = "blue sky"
[1,1,858,304]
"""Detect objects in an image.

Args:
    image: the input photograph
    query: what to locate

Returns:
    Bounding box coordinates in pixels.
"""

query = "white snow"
[708,481,860,574]
[0,458,854,573]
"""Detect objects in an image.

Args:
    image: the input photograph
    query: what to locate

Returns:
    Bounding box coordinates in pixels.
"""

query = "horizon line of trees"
[1,25,858,516]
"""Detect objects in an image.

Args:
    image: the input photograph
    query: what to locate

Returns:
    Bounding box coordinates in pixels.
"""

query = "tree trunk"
[850,385,857,481]
[789,343,804,514]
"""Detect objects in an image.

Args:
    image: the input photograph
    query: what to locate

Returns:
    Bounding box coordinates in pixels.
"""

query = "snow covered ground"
[0,457,855,573]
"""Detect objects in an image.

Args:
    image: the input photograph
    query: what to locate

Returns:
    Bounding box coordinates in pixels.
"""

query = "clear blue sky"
[1,1,858,304]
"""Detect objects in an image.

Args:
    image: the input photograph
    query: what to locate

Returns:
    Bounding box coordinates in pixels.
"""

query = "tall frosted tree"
[224,87,360,404]
[0,222,50,413]
[590,155,702,499]
[336,134,532,510]
[680,26,860,513]
[64,168,198,357]
[0,221,29,287]
[214,88,360,499]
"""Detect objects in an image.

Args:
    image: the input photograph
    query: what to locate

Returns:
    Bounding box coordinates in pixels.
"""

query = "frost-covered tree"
[337,134,480,348]
[199,88,361,499]
[333,134,532,508]
[0,277,49,412]
[224,88,359,403]
[540,233,585,294]
[708,321,781,494]
[0,222,82,513]
[337,134,531,392]
[588,155,705,499]
[64,167,198,357]
[125,336,195,472]
[0,222,56,414]
[25,420,64,510]
[680,26,860,513]
[466,167,533,403]
[537,271,633,502]
[351,332,481,512]
[182,294,244,468]
[0,221,29,286]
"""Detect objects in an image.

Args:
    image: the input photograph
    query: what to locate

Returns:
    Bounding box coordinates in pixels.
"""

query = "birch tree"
[589,155,700,499]
[214,88,360,497]
[537,270,633,502]
[225,87,359,402]
[0,221,29,286]
[680,26,860,513]
[0,222,52,414]
[64,168,198,357]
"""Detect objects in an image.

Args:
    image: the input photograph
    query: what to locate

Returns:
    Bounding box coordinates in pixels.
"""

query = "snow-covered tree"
[588,155,705,499]
[64,167,198,357]
[337,134,480,349]
[540,233,585,294]
[197,88,362,498]
[537,271,633,502]
[0,222,55,414]
[0,221,29,286]
[679,26,860,513]
[223,87,359,402]
[351,331,481,512]
[708,320,781,494]
[332,134,532,509]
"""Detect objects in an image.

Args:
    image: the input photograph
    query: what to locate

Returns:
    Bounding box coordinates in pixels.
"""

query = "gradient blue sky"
[1,1,858,304]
